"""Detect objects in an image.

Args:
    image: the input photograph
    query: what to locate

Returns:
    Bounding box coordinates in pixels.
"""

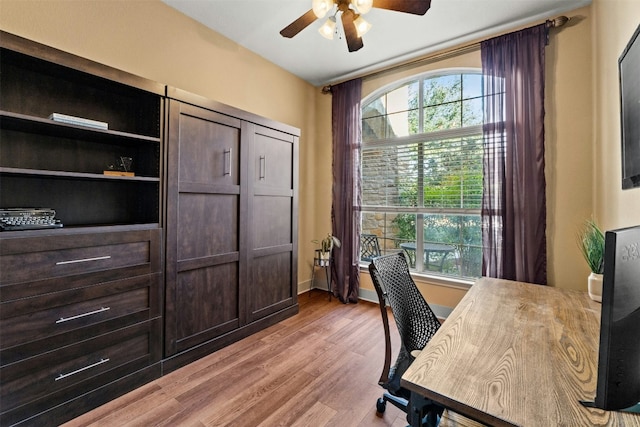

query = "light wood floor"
[62,290,481,427]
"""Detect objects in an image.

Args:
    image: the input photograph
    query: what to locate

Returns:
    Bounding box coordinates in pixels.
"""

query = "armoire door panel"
[250,252,293,319]
[178,113,241,186]
[176,263,239,346]
[176,193,239,261]
[177,252,239,273]
[246,122,297,324]
[165,99,246,358]
[252,196,292,249]
[253,132,293,190]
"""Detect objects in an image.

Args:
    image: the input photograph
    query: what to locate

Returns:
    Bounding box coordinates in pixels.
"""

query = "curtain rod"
[321,15,570,94]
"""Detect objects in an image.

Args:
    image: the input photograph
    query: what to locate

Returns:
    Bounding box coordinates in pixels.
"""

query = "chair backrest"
[361,234,382,262]
[369,252,441,387]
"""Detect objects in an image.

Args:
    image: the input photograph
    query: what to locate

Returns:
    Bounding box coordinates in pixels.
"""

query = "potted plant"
[577,219,605,302]
[313,233,341,266]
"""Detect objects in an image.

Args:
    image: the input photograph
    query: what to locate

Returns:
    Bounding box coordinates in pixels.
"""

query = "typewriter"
[0,208,64,231]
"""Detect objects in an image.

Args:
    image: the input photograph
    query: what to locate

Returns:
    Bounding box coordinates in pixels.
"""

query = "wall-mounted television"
[620,24,640,189]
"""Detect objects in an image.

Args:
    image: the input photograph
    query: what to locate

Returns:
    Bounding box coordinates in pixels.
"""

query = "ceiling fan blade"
[372,0,431,15]
[280,9,318,38]
[341,9,364,52]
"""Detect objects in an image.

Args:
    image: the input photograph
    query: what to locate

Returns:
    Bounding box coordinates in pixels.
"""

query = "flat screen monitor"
[581,225,640,412]
[620,24,640,189]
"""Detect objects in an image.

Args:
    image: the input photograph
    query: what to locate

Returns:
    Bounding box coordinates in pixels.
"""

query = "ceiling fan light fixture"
[319,17,336,40]
[353,15,371,37]
[312,0,334,18]
[350,0,373,15]
[281,0,429,52]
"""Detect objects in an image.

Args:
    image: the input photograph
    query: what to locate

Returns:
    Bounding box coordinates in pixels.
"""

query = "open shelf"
[0,174,160,227]
[0,167,160,182]
[0,111,161,144]
[0,48,162,137]
[0,37,163,230]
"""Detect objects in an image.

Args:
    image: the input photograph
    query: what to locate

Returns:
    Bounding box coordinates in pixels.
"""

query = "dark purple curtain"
[481,24,548,285]
[331,78,362,303]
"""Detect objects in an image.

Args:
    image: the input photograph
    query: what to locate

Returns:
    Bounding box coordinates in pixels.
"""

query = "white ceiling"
[161,0,591,87]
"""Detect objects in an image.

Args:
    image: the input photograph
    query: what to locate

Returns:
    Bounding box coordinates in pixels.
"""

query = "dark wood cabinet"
[163,89,299,371]
[0,32,164,426]
[0,32,164,228]
[0,229,162,426]
[0,31,300,424]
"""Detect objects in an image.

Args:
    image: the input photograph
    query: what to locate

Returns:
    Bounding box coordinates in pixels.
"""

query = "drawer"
[1,273,159,351]
[1,241,150,285]
[0,320,156,416]
[0,228,161,286]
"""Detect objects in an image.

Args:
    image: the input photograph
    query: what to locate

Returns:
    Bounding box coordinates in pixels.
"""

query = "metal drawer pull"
[56,306,111,324]
[223,148,232,176]
[56,255,111,266]
[55,358,110,381]
[259,155,266,180]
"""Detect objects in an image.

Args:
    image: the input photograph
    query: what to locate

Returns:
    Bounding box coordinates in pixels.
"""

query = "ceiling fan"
[280,0,431,52]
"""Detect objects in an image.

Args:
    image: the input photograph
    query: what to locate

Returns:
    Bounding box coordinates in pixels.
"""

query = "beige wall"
[0,0,323,287]
[545,6,595,291]
[593,0,640,230]
[308,90,334,280]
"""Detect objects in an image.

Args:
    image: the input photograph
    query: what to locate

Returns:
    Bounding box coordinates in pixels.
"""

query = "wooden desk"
[401,277,640,427]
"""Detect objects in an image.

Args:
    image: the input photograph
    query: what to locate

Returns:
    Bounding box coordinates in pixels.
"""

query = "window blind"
[362,134,483,213]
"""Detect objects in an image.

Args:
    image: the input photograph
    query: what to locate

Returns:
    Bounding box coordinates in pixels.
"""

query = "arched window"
[361,70,484,279]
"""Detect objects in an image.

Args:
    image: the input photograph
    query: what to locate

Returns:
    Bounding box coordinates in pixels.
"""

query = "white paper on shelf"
[49,113,108,130]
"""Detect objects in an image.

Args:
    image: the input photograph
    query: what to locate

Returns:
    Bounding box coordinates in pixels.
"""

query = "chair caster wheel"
[376,397,386,415]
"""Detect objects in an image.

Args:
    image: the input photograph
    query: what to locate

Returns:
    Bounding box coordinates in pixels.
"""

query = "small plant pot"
[588,272,603,302]
[319,251,330,266]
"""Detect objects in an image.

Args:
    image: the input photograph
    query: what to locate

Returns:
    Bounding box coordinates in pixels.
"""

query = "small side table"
[312,249,332,301]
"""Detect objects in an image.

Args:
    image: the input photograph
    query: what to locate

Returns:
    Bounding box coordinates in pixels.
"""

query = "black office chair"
[360,233,382,262]
[369,252,445,426]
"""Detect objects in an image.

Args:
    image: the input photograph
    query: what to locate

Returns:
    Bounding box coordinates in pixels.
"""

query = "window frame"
[360,68,483,282]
